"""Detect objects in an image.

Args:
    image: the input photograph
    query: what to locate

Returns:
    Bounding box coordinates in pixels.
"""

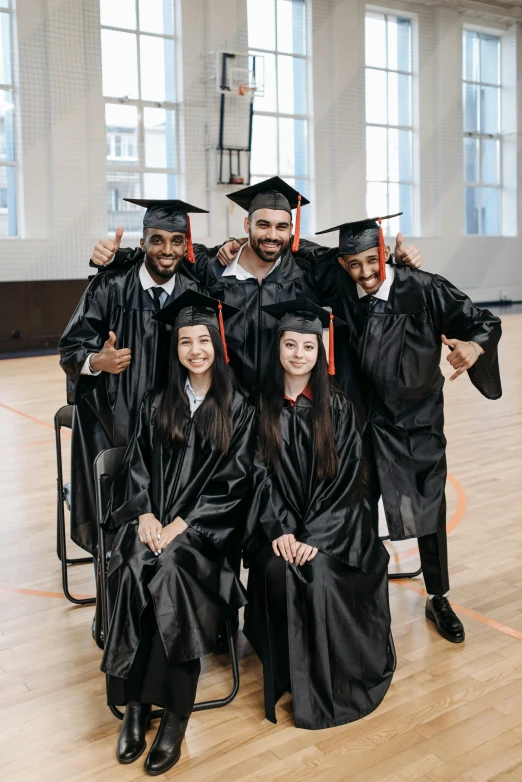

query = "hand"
[217,239,244,267]
[394,232,422,268]
[90,331,132,375]
[294,541,319,566]
[157,516,188,553]
[272,533,297,563]
[91,226,124,266]
[138,514,163,554]
[441,335,483,381]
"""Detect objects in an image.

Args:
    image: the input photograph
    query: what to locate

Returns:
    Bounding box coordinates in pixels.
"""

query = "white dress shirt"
[81,262,176,375]
[221,243,281,280]
[185,377,207,417]
[356,264,395,302]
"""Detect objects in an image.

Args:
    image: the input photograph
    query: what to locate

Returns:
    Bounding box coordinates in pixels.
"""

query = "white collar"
[184,377,206,400]
[222,243,281,280]
[139,261,176,296]
[356,264,395,301]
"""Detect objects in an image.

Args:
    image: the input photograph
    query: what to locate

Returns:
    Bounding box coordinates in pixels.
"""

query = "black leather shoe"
[116,701,151,764]
[144,709,189,776]
[212,614,239,654]
[426,596,465,643]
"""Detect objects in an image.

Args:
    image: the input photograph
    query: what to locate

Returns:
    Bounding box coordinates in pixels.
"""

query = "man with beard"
[59,200,205,562]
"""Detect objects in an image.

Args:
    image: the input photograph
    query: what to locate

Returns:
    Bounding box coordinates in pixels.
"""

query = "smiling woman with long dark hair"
[100,291,256,776]
[243,298,395,730]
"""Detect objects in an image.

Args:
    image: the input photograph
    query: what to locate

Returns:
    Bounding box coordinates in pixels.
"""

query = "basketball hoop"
[238,83,257,98]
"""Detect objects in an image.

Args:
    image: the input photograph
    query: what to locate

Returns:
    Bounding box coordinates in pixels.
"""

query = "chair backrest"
[94,447,127,529]
[55,404,74,430]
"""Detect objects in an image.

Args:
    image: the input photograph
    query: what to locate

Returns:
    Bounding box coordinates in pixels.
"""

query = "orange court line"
[0,401,55,430]
[391,579,522,642]
[0,584,93,600]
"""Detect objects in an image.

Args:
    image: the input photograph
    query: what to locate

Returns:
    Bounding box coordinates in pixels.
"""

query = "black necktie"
[151,287,164,311]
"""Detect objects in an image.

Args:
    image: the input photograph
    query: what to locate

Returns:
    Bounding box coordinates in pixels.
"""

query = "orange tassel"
[378,217,386,282]
[291,194,302,253]
[186,214,195,264]
[328,311,335,376]
[218,301,230,363]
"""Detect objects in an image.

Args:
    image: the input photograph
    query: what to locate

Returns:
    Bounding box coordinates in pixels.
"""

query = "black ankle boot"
[116,701,151,764]
[144,709,189,776]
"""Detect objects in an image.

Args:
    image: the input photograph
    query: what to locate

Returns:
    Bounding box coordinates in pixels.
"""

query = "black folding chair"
[381,533,423,580]
[55,405,95,605]
[93,446,241,722]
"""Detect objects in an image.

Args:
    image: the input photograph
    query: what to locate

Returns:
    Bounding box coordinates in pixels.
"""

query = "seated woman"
[243,298,395,730]
[100,291,256,775]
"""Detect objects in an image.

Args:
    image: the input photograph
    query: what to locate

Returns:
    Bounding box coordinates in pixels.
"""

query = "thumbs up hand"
[441,334,483,381]
[91,227,124,266]
[394,232,423,268]
[90,331,132,374]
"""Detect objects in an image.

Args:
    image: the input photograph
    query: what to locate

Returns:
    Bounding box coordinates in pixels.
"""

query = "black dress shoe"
[212,613,239,654]
[144,709,189,776]
[425,596,465,643]
[116,701,152,764]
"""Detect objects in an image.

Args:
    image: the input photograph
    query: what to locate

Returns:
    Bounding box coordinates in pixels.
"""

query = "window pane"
[101,30,139,98]
[144,107,176,169]
[367,181,388,218]
[481,85,499,134]
[463,137,479,183]
[106,170,141,233]
[366,69,387,124]
[388,17,411,72]
[0,1,9,8]
[482,138,499,185]
[139,0,175,35]
[144,172,178,198]
[251,115,277,175]
[252,52,277,113]
[481,187,500,234]
[463,30,479,82]
[388,72,411,126]
[397,128,412,181]
[279,117,307,176]
[294,176,309,234]
[366,126,387,181]
[481,34,500,85]
[277,0,306,55]
[0,11,12,86]
[464,186,479,234]
[105,104,138,163]
[0,89,15,162]
[278,54,306,115]
[398,186,412,234]
[100,0,136,30]
[365,13,386,69]
[140,35,176,102]
[247,0,276,50]
[463,82,479,133]
[0,164,16,236]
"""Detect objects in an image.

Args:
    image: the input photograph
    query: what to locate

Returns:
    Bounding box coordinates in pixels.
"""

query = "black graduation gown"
[243,393,395,730]
[300,252,502,541]
[58,262,201,554]
[101,389,257,678]
[105,244,319,397]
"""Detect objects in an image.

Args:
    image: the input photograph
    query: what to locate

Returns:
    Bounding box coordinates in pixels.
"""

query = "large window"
[463,30,501,235]
[0,0,16,237]
[247,0,309,232]
[100,0,180,233]
[365,12,413,235]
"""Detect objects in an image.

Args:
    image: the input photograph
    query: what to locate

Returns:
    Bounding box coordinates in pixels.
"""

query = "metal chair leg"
[380,535,423,580]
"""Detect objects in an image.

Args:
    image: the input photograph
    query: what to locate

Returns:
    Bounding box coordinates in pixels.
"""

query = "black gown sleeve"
[427,274,502,399]
[295,238,342,308]
[296,398,365,569]
[242,456,287,555]
[105,394,154,530]
[58,273,112,403]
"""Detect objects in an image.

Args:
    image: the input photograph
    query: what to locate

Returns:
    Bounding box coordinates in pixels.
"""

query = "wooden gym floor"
[0,313,521,782]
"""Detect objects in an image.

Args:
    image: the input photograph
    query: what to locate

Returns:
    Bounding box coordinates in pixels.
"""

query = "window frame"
[0,0,18,237]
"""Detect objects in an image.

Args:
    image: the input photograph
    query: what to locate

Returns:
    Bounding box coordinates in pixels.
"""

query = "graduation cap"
[262,297,346,376]
[316,213,402,282]
[226,177,310,254]
[153,290,239,363]
[124,199,209,265]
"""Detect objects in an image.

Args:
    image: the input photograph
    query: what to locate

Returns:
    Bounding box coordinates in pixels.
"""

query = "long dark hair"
[156,326,233,452]
[258,332,339,481]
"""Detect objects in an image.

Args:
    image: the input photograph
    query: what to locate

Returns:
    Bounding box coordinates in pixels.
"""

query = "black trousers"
[363,431,450,596]
[106,605,200,717]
